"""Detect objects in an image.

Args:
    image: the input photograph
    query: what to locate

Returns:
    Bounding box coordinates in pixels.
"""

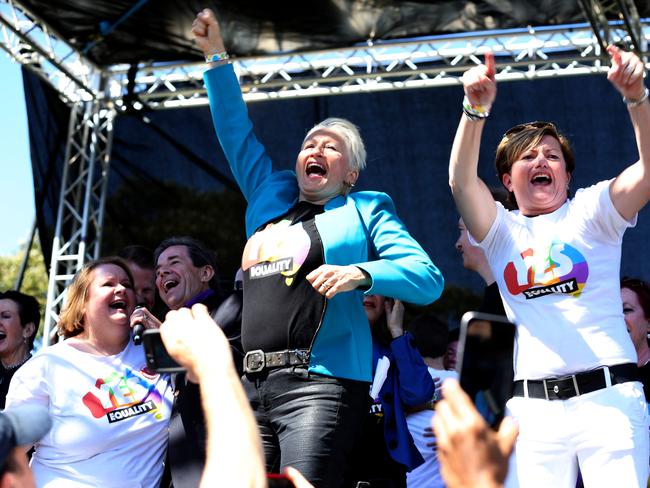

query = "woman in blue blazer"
[193,9,444,487]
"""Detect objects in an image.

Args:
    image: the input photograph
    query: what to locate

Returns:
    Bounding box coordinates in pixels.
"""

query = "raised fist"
[191,8,226,57]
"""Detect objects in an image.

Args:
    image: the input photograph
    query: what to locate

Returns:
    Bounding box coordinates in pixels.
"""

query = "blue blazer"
[204,65,444,382]
[375,333,436,471]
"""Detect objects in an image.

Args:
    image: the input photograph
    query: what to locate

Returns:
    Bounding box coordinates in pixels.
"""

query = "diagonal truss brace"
[0,0,101,103]
[579,0,646,53]
[43,101,115,345]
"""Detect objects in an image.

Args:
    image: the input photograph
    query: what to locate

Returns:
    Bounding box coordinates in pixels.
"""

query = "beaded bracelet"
[623,87,649,107]
[462,95,490,120]
[205,51,229,64]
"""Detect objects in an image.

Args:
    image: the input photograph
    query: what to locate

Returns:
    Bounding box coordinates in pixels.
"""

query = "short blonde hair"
[58,257,133,338]
[304,117,367,172]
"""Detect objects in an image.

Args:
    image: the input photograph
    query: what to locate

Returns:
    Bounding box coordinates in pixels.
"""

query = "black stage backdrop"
[25,67,649,320]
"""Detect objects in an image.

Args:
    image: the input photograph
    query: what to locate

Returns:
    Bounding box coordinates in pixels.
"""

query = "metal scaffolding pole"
[42,100,115,345]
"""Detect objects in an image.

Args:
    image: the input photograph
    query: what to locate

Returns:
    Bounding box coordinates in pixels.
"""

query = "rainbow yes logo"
[503,241,588,300]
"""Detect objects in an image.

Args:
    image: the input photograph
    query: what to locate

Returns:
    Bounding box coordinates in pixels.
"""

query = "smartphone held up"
[142,329,186,373]
[456,311,516,428]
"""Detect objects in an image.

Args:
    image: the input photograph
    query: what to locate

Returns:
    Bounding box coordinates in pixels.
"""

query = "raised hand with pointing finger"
[607,44,646,103]
[461,52,496,119]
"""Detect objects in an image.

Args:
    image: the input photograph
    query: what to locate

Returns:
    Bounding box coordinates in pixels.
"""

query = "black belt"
[513,363,639,400]
[243,348,310,374]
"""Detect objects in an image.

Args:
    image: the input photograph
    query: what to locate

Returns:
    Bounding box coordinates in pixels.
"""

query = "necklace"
[1,354,30,370]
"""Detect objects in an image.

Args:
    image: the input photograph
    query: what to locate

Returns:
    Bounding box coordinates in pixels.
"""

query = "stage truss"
[0,0,646,343]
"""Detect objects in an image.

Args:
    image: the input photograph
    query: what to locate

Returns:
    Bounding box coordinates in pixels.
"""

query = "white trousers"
[504,381,649,488]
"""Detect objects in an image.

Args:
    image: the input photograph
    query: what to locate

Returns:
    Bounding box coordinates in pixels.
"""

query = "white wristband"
[205,51,229,64]
[623,87,649,107]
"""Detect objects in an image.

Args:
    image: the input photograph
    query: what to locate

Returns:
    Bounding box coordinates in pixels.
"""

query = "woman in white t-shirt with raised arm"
[448,46,650,487]
[6,257,173,488]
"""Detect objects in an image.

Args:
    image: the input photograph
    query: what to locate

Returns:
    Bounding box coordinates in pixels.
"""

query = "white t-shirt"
[6,339,173,488]
[406,368,458,488]
[475,180,637,379]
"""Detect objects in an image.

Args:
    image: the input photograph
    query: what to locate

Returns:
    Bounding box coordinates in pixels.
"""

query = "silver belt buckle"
[244,349,266,373]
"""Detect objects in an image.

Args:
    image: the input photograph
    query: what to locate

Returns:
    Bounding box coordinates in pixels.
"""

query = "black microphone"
[132,303,148,345]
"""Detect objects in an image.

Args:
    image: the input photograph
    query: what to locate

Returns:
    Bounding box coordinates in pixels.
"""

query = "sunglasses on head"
[504,121,558,138]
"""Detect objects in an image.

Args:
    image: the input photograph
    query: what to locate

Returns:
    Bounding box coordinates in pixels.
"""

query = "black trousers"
[244,366,369,488]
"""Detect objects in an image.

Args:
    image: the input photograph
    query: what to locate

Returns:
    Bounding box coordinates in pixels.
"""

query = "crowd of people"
[2,6,650,488]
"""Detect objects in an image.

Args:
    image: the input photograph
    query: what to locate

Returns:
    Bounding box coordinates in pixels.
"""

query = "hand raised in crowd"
[191,8,226,58]
[461,51,497,110]
[433,379,518,488]
[306,264,371,298]
[385,299,405,338]
[129,306,162,331]
[160,304,232,383]
[607,45,646,101]
[161,304,267,488]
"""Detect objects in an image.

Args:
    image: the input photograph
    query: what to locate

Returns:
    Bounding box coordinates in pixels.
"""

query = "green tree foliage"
[0,236,49,340]
[101,177,247,285]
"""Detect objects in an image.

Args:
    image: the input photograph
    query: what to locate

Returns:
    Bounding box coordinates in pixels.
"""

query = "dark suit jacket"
[164,290,243,488]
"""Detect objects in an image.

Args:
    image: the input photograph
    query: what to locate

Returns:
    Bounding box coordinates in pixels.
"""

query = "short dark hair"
[621,277,650,319]
[154,237,220,291]
[117,245,153,270]
[407,313,449,359]
[0,291,40,349]
[495,121,574,206]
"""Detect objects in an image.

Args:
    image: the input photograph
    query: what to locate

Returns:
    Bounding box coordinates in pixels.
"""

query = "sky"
[0,53,34,256]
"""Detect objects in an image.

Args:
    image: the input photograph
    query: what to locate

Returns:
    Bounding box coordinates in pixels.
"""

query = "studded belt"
[243,348,310,374]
